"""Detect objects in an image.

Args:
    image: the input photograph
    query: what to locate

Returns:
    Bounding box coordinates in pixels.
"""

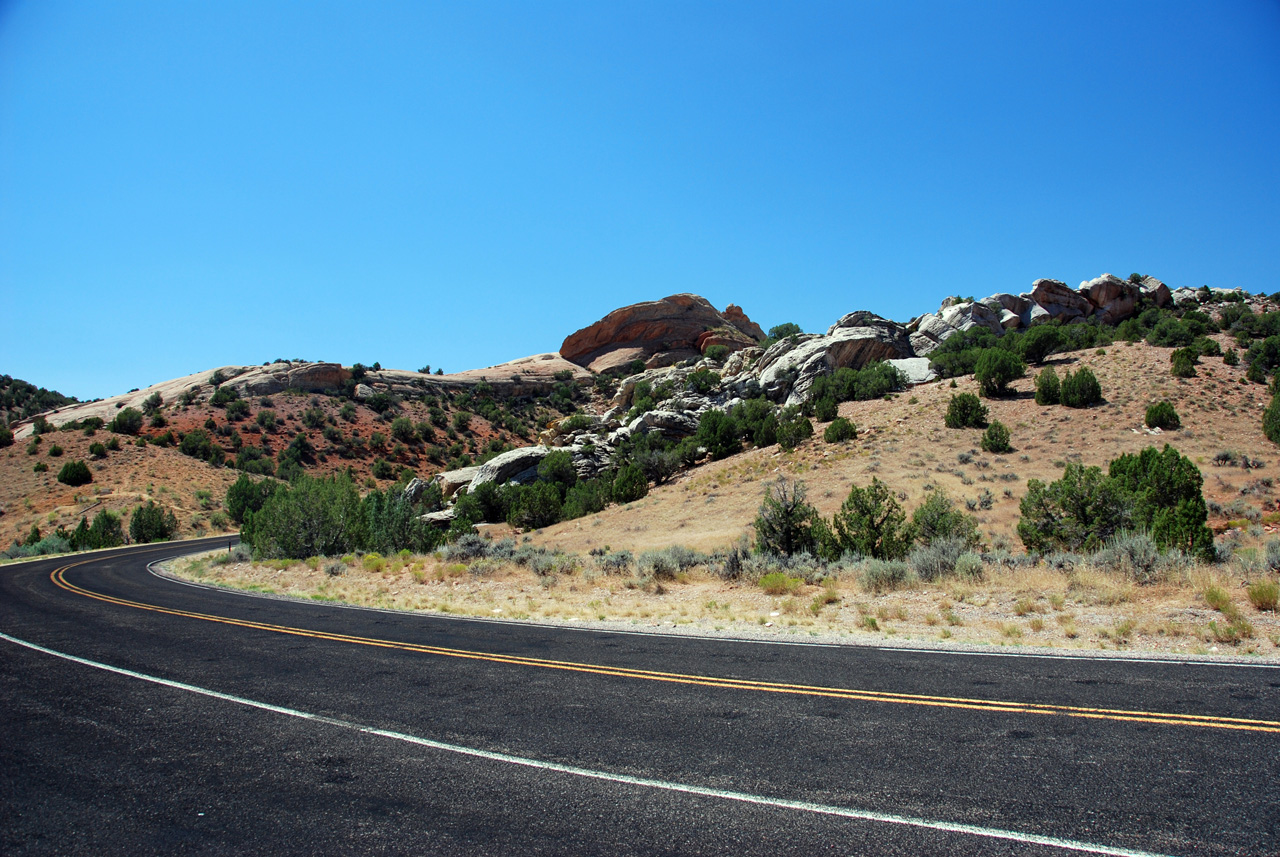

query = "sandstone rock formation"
[1029,279,1095,323]
[755,313,914,405]
[1079,274,1141,325]
[559,294,765,374]
[465,446,553,493]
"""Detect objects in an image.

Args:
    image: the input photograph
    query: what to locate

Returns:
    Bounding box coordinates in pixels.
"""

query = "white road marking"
[1,630,1177,857]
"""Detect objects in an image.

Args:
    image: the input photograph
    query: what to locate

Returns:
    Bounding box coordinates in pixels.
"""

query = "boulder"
[757,314,914,405]
[435,466,481,498]
[353,383,376,401]
[1137,275,1171,308]
[886,357,937,385]
[402,477,432,504]
[420,509,456,526]
[628,409,701,439]
[1079,273,1140,325]
[908,301,1003,357]
[720,347,761,378]
[559,293,764,374]
[1028,279,1093,322]
[232,362,351,397]
[465,446,553,493]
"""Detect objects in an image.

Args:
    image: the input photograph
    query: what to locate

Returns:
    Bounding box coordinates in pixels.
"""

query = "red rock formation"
[559,294,765,373]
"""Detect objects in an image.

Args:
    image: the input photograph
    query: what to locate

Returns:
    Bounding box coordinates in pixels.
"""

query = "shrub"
[758,571,802,595]
[0,425,13,448]
[108,407,144,435]
[1018,463,1127,553]
[1017,325,1063,364]
[823,417,856,443]
[911,489,979,547]
[612,464,648,503]
[813,396,838,422]
[696,410,741,460]
[974,349,1026,397]
[47,443,63,457]
[1145,401,1180,430]
[859,559,915,593]
[1108,445,1214,559]
[1170,348,1197,378]
[1224,348,1239,367]
[88,441,107,459]
[753,478,820,557]
[775,409,813,451]
[56,459,92,486]
[1034,367,1061,405]
[537,450,578,493]
[1246,579,1279,612]
[256,409,277,431]
[829,478,914,560]
[954,553,984,580]
[908,536,968,582]
[704,344,730,363]
[73,511,124,550]
[141,391,163,415]
[562,478,611,520]
[687,369,721,395]
[944,393,987,429]
[1092,531,1163,584]
[301,407,326,429]
[225,473,279,524]
[33,462,47,473]
[371,457,394,480]
[980,420,1011,454]
[638,549,677,581]
[1265,393,1280,445]
[129,501,178,543]
[505,481,562,529]
[1060,367,1102,408]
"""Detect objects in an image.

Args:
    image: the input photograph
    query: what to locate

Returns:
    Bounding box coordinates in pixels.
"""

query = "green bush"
[371,457,394,480]
[1145,401,1180,430]
[823,417,857,443]
[1018,463,1128,553]
[911,490,979,547]
[704,344,730,363]
[505,481,562,530]
[129,501,178,543]
[697,410,742,460]
[1017,325,1064,364]
[974,349,1026,397]
[537,450,578,493]
[33,462,47,473]
[69,511,123,550]
[1170,347,1198,378]
[225,473,279,524]
[612,463,649,503]
[256,409,277,431]
[141,392,163,415]
[1247,360,1268,384]
[1265,393,1280,445]
[944,393,988,429]
[1060,367,1102,408]
[1224,348,1239,367]
[980,420,1012,453]
[108,407,144,435]
[562,478,612,520]
[88,441,107,459]
[828,478,914,560]
[687,369,721,395]
[776,409,813,451]
[1108,445,1213,559]
[758,571,802,595]
[48,443,63,457]
[56,459,92,487]
[813,396,838,422]
[0,425,14,448]
[179,428,217,461]
[752,477,820,557]
[1034,367,1061,405]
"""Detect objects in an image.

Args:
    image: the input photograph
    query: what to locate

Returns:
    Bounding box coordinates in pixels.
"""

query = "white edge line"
[0,629,1176,857]
[147,553,1280,670]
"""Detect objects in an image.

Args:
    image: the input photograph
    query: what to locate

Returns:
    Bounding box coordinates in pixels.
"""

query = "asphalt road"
[1,538,1277,856]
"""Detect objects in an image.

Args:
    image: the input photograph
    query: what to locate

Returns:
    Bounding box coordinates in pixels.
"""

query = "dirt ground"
[164,545,1280,662]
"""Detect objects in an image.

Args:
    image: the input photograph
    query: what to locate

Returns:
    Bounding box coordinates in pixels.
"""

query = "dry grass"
[165,546,1280,660]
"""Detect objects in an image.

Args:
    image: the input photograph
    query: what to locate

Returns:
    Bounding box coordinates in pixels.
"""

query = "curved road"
[2,538,1277,856]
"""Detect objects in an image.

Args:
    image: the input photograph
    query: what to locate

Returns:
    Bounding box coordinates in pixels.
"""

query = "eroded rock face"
[756,315,913,405]
[559,294,764,374]
[908,302,1004,356]
[465,446,552,493]
[1079,274,1141,325]
[1138,275,1171,308]
[231,362,352,397]
[1028,279,1094,322]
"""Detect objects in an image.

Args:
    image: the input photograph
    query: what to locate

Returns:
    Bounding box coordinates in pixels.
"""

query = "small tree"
[108,407,144,435]
[129,501,178,543]
[1265,393,1280,445]
[1034,367,1061,405]
[57,459,92,487]
[612,463,648,503]
[1145,401,1180,430]
[697,410,741,460]
[1018,463,1129,553]
[753,477,820,556]
[776,410,813,451]
[505,481,562,529]
[911,490,978,548]
[813,396,838,422]
[974,350,1026,397]
[823,417,856,443]
[1224,348,1239,367]
[537,450,578,494]
[1017,325,1064,364]
[829,478,915,560]
[704,344,730,363]
[980,420,1012,453]
[0,425,12,448]
[945,393,988,428]
[141,392,163,415]
[256,409,277,431]
[1060,367,1102,408]
[1170,348,1197,378]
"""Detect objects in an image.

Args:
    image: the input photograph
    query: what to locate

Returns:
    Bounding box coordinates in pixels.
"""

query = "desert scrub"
[758,571,802,596]
[1246,579,1279,612]
[980,420,1011,454]
[1144,401,1180,431]
[944,394,987,429]
[859,559,915,593]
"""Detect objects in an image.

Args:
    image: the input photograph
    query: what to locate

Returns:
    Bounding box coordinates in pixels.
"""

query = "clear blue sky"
[2,1,1277,400]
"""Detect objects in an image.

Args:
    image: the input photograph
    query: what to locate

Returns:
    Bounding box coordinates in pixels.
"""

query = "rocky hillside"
[2,271,1271,553]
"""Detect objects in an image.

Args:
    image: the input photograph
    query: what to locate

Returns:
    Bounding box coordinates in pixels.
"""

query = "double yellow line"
[51,563,1280,734]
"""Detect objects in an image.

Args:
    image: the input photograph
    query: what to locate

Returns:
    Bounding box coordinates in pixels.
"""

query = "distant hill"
[1,375,78,426]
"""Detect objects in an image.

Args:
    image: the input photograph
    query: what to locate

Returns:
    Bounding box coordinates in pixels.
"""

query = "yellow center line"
[51,562,1280,734]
